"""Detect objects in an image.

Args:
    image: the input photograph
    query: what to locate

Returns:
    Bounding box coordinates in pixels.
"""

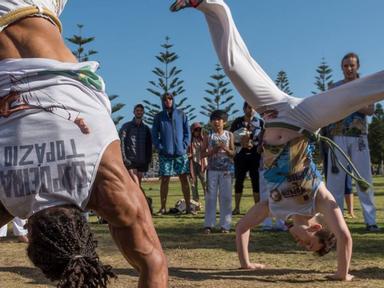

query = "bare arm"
[200,134,213,158]
[221,132,236,157]
[315,183,353,281]
[235,201,269,269]
[88,141,168,287]
[118,125,129,165]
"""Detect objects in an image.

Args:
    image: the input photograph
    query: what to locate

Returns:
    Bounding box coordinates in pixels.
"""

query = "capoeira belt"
[0,6,62,33]
[265,122,371,192]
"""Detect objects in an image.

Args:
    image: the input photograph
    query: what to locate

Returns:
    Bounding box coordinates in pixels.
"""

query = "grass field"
[0,177,383,287]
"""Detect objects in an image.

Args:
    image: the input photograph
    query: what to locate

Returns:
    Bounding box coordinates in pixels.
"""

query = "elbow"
[338,230,353,248]
[235,219,248,235]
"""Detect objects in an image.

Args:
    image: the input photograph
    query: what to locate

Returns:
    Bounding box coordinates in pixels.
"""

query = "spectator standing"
[119,104,152,186]
[230,102,263,215]
[201,110,235,233]
[0,217,28,243]
[152,93,193,214]
[189,122,207,202]
[326,52,379,232]
[321,105,355,219]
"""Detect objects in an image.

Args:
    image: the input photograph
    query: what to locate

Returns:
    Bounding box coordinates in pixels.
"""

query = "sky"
[60,0,384,126]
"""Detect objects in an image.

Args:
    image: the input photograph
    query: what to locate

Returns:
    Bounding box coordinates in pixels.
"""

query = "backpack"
[169,199,201,214]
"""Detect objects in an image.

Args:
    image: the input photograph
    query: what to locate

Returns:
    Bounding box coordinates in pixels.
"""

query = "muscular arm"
[235,202,269,269]
[315,183,353,281]
[88,141,168,287]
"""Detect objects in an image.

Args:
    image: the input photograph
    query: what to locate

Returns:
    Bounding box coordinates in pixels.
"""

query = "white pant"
[0,217,27,237]
[204,170,232,230]
[326,135,376,225]
[198,0,384,132]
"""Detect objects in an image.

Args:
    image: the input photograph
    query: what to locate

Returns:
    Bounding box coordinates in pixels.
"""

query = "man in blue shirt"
[152,93,194,215]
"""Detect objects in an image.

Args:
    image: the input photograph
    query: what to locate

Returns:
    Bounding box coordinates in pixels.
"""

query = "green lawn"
[0,177,383,287]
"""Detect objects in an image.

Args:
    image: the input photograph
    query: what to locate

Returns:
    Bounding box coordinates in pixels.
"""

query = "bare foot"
[74,117,90,134]
[241,263,266,270]
[17,235,29,243]
[327,273,354,281]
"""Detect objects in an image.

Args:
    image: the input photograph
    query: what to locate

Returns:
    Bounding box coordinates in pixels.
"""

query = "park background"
[59,0,384,125]
[1,1,384,287]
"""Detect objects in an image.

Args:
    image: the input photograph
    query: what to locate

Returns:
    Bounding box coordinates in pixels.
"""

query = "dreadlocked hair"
[314,228,337,257]
[27,205,117,288]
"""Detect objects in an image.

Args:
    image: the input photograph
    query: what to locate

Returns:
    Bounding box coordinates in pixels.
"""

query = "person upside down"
[170,0,384,281]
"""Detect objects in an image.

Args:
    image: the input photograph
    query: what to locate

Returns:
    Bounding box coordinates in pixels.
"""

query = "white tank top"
[207,130,233,171]
[0,0,67,32]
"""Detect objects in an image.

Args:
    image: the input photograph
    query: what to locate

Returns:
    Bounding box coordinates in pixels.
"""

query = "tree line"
[66,25,384,171]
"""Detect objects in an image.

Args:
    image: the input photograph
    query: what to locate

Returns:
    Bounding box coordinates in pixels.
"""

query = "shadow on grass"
[113,266,330,283]
[351,266,384,280]
[92,221,384,258]
[1,265,383,286]
[157,226,300,254]
[0,266,52,285]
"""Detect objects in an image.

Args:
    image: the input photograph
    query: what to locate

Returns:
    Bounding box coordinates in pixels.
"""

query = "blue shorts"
[159,154,190,176]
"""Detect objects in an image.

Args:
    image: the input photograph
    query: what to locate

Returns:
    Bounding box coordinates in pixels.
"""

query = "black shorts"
[125,163,149,173]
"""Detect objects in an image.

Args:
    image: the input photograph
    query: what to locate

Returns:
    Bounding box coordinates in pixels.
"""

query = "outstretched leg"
[172,0,290,112]
[294,71,384,131]
[172,0,384,132]
[87,140,168,288]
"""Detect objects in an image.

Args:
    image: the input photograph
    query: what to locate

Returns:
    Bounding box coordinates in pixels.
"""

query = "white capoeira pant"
[327,135,376,225]
[0,58,119,219]
[205,170,232,230]
[197,0,384,132]
[0,217,27,237]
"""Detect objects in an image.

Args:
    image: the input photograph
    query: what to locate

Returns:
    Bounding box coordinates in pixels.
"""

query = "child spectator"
[201,110,235,233]
[189,122,208,203]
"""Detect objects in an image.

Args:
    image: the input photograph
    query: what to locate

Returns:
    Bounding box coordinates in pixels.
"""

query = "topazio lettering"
[1,139,88,198]
[4,139,85,167]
